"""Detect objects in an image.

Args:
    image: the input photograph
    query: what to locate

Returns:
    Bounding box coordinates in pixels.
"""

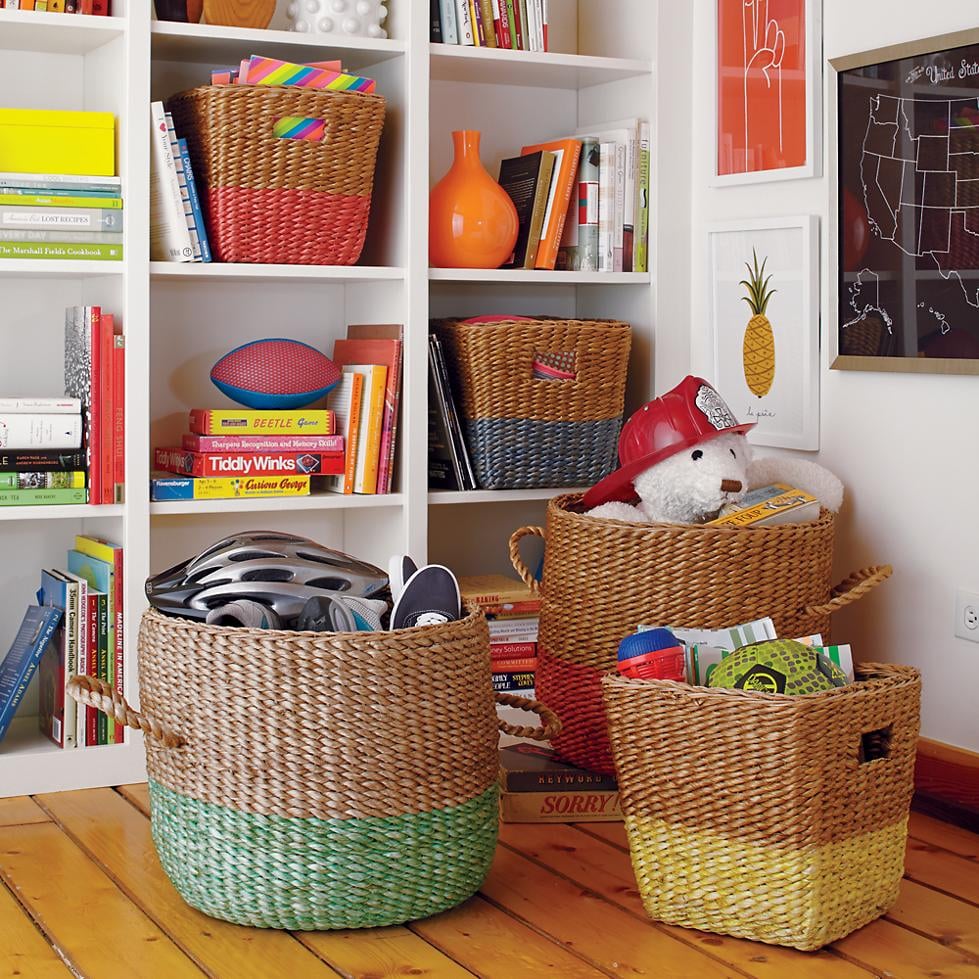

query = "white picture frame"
[711,0,823,187]
[706,216,820,449]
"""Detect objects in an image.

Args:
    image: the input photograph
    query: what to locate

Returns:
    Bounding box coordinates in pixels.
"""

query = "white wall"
[678,0,979,750]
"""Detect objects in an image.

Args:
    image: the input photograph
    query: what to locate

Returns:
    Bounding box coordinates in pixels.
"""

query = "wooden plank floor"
[2,789,979,978]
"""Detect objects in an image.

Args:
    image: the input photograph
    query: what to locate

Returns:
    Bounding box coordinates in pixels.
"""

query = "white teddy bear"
[583,376,843,525]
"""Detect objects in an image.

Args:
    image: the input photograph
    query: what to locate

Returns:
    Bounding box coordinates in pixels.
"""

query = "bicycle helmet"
[146,531,388,623]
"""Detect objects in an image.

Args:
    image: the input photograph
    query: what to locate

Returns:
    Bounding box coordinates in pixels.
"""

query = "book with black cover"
[499,150,556,269]
[430,0,442,41]
[429,333,477,490]
[428,334,465,489]
[0,605,62,745]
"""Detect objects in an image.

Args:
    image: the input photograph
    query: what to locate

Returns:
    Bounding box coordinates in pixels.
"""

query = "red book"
[85,592,99,746]
[154,447,344,479]
[490,656,539,672]
[92,0,110,12]
[490,641,538,659]
[512,0,524,49]
[182,433,344,453]
[112,332,125,502]
[100,313,114,504]
[334,328,403,494]
[87,307,101,505]
[80,0,94,11]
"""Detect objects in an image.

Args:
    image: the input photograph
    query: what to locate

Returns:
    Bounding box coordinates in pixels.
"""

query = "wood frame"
[710,0,822,187]
[829,27,979,375]
[915,737,979,831]
[706,214,820,450]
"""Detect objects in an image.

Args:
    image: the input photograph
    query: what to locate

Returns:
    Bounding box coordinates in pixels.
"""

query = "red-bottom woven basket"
[167,86,386,266]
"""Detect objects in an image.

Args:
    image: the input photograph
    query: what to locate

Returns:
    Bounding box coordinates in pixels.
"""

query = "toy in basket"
[510,376,891,774]
[68,535,560,930]
[166,84,385,266]
[602,662,921,949]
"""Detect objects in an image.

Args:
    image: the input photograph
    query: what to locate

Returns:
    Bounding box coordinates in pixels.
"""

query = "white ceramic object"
[287,0,389,39]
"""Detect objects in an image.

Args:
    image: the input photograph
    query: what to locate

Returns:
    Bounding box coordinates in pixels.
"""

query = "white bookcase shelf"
[0,0,658,798]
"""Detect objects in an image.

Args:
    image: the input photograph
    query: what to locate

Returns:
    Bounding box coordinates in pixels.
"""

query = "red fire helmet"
[582,376,755,508]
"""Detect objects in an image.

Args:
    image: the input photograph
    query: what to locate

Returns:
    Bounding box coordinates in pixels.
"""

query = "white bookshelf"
[0,0,658,797]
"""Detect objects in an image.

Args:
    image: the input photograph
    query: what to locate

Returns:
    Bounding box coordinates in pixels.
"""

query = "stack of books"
[64,304,125,505]
[428,330,475,491]
[499,741,622,823]
[431,0,549,51]
[496,120,650,273]
[327,324,403,496]
[0,2,111,15]
[0,170,122,263]
[0,398,86,507]
[461,574,540,740]
[35,534,125,750]
[150,102,209,264]
[152,408,344,502]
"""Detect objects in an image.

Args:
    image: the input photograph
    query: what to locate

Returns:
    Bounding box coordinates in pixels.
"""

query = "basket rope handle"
[804,565,893,618]
[508,526,545,593]
[495,692,561,741]
[67,675,186,749]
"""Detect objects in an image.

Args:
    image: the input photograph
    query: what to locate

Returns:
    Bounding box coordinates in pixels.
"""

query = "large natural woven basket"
[603,663,921,950]
[510,494,892,774]
[69,609,558,930]
[167,86,385,265]
[434,318,631,489]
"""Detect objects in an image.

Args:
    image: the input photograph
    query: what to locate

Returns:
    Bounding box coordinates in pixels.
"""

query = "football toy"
[210,339,341,409]
[708,639,848,695]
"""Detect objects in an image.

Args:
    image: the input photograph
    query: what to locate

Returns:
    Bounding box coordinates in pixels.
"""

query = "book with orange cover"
[334,327,403,495]
[346,365,387,495]
[520,138,582,270]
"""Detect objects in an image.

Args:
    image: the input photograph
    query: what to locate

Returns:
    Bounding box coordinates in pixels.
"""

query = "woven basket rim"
[550,492,836,536]
[167,84,386,106]
[602,661,920,703]
[141,606,483,642]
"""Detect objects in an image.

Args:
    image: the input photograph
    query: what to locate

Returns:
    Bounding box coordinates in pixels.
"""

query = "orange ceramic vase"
[430,130,519,269]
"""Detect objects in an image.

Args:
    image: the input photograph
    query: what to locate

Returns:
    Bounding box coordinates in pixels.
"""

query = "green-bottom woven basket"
[69,609,560,930]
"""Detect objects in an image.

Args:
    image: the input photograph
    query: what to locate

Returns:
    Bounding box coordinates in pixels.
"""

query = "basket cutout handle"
[67,675,185,749]
[508,525,544,594]
[495,692,561,742]
[804,565,892,618]
[859,725,893,764]
[273,116,327,142]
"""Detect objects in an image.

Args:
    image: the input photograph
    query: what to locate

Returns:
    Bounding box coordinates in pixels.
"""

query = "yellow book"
[149,474,311,501]
[188,409,334,436]
[708,483,820,528]
[348,364,387,494]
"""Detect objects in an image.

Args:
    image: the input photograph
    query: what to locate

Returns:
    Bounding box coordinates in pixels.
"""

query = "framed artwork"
[713,0,822,186]
[831,28,979,374]
[706,216,820,449]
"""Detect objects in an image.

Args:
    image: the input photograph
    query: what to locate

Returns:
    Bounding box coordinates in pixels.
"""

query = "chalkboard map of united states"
[859,92,979,312]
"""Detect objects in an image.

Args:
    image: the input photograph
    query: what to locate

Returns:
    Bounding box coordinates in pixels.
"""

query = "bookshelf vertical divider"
[0,0,658,798]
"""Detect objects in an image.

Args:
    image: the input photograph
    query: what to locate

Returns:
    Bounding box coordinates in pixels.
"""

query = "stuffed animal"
[582,376,843,525]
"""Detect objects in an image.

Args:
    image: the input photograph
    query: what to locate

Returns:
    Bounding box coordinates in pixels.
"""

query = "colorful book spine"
[0,449,85,471]
[94,592,108,743]
[489,640,538,658]
[188,409,334,436]
[85,592,99,746]
[0,607,62,747]
[438,0,458,43]
[245,56,377,94]
[541,0,548,49]
[0,414,83,450]
[573,138,600,271]
[0,488,87,506]
[0,229,123,244]
[112,333,125,502]
[150,474,313,501]
[479,0,497,45]
[503,0,517,47]
[0,472,86,489]
[0,207,122,231]
[154,448,344,479]
[500,790,622,822]
[89,306,103,505]
[0,193,122,210]
[636,121,650,274]
[178,138,211,263]
[470,0,484,45]
[454,0,475,44]
[354,365,387,494]
[492,671,535,693]
[0,172,120,194]
[0,241,122,261]
[324,372,363,495]
[182,433,344,453]
[63,574,88,748]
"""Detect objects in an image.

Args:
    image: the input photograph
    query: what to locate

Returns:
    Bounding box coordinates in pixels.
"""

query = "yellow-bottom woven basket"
[602,663,921,950]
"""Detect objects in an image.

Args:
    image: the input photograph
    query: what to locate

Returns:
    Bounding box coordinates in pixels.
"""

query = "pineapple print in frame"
[740,248,776,397]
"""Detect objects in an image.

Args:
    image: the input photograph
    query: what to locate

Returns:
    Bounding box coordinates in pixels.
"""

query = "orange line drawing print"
[743,0,786,162]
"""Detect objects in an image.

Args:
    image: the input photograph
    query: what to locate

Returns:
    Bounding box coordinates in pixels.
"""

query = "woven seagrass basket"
[69,609,558,930]
[167,86,385,265]
[603,663,921,950]
[510,494,892,774]
[434,318,631,489]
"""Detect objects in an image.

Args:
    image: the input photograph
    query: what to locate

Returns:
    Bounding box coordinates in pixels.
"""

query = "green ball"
[708,639,848,695]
